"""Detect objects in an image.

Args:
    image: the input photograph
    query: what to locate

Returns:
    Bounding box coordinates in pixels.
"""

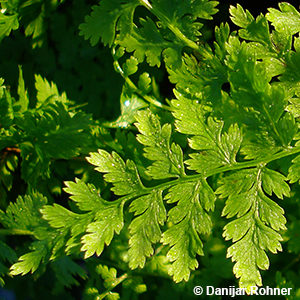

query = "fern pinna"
[0,0,300,297]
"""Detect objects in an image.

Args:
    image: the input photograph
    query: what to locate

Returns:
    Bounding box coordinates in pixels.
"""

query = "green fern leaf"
[152,0,218,42]
[64,179,104,212]
[17,66,29,113]
[280,48,300,96]
[217,167,288,291]
[10,243,48,275]
[135,109,185,179]
[261,168,290,199]
[81,202,124,259]
[288,154,300,183]
[0,152,18,199]
[117,17,175,68]
[41,204,91,256]
[229,4,254,28]
[0,192,64,276]
[23,5,44,48]
[266,3,300,35]
[40,203,83,230]
[79,0,139,47]
[0,12,18,41]
[225,38,298,149]
[35,74,68,107]
[0,192,47,231]
[18,103,92,183]
[230,4,271,45]
[172,93,242,173]
[128,190,166,269]
[162,179,215,282]
[165,46,227,102]
[87,149,144,195]
[43,178,125,259]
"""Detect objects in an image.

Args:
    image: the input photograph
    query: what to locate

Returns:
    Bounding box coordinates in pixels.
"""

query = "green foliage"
[161,179,215,282]
[135,109,185,179]
[0,1,300,299]
[42,178,125,259]
[0,0,64,47]
[0,12,18,42]
[80,0,218,67]
[79,0,139,47]
[217,167,289,290]
[171,93,243,173]
[0,67,95,187]
[266,3,300,35]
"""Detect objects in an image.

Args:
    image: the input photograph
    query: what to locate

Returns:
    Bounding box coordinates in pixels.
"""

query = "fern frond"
[162,179,215,282]
[35,74,69,107]
[135,109,185,179]
[216,167,289,291]
[86,150,145,195]
[79,0,139,47]
[10,243,48,276]
[3,2,300,295]
[172,93,243,173]
[266,3,300,35]
[42,178,125,259]
[288,154,300,183]
[0,12,18,41]
[128,190,166,268]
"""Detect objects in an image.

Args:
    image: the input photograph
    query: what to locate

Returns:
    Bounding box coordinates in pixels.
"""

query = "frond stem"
[0,228,34,236]
[118,145,300,204]
[98,273,129,299]
[138,0,199,51]
[138,0,212,58]
[112,56,171,111]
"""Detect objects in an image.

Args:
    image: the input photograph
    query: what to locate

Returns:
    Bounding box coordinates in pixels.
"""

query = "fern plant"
[0,0,300,298]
